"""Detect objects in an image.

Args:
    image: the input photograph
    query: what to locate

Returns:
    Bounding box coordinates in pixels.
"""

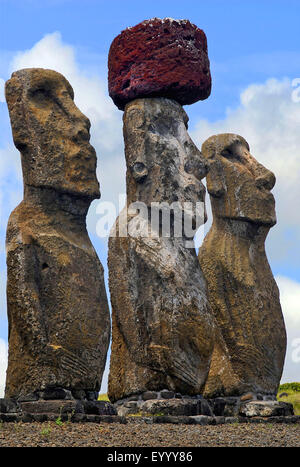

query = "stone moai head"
[124,98,207,230]
[5,68,100,200]
[201,133,277,226]
[124,98,209,226]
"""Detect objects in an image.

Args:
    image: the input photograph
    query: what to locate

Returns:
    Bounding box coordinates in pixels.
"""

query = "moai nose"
[255,168,276,191]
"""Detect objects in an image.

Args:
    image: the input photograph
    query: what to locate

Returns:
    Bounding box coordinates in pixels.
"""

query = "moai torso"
[5,69,110,399]
[108,98,214,402]
[198,134,287,398]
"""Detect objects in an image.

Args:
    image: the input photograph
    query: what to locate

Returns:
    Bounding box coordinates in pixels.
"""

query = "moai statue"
[107,18,214,405]
[5,69,111,403]
[198,134,287,399]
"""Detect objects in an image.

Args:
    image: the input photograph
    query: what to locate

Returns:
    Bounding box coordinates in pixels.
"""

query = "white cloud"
[276,276,300,383]
[276,275,300,328]
[0,338,7,397]
[0,144,23,242]
[10,32,77,79]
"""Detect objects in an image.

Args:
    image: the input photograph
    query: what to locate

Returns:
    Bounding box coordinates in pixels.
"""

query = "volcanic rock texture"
[108,18,211,110]
[198,133,287,398]
[5,68,111,400]
[108,97,214,402]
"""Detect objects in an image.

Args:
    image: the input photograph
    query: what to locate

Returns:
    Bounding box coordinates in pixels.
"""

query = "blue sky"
[0,0,299,394]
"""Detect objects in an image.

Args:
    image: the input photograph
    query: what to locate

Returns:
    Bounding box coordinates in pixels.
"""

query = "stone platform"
[0,398,126,424]
[113,390,297,424]
[0,387,125,424]
[0,388,298,425]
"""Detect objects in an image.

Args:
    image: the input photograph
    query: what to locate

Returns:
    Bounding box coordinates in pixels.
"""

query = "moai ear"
[131,161,148,182]
[206,158,226,198]
[124,102,149,183]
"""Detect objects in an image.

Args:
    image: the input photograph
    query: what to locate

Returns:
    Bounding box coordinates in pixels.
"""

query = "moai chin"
[107,18,214,403]
[198,133,287,398]
[5,68,111,401]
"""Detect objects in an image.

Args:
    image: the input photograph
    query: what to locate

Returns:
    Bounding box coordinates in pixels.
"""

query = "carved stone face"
[5,68,100,199]
[202,133,276,226]
[124,98,208,225]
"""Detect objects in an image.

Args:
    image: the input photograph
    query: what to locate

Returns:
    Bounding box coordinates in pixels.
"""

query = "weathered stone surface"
[85,391,99,401]
[20,412,127,424]
[19,400,117,418]
[127,394,140,402]
[17,393,39,402]
[0,399,20,414]
[240,393,255,402]
[198,134,287,398]
[71,390,86,400]
[209,398,226,416]
[160,390,175,399]
[224,417,239,424]
[141,399,199,416]
[189,415,216,425]
[124,401,139,409]
[108,97,214,402]
[142,392,158,401]
[72,414,127,424]
[5,68,110,399]
[153,415,196,425]
[209,397,241,417]
[239,401,294,418]
[77,400,117,416]
[40,387,73,400]
[108,17,211,110]
[115,394,214,417]
[215,416,225,424]
[0,413,21,423]
[116,404,139,417]
[20,400,78,414]
[198,399,213,416]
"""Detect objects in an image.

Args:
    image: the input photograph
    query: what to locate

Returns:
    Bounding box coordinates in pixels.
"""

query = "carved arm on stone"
[6,242,56,362]
[134,237,177,280]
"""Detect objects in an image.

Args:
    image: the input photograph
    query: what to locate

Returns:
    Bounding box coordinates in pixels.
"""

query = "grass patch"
[55,416,64,427]
[278,382,300,393]
[277,382,300,415]
[40,423,52,437]
[127,412,143,417]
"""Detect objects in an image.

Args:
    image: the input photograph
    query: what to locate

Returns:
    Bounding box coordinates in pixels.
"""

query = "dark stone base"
[114,390,296,423]
[15,387,99,403]
[0,397,125,424]
[0,391,297,425]
[128,415,300,425]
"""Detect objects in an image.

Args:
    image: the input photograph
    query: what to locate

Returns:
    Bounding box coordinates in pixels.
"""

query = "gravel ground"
[0,420,299,447]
